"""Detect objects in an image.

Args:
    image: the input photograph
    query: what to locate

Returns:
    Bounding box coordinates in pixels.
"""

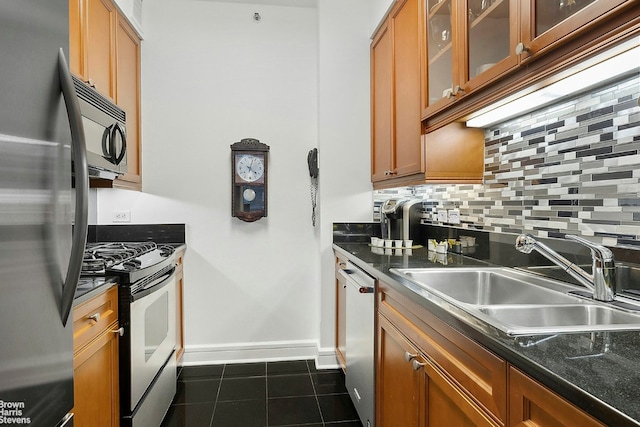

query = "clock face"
[235,154,264,183]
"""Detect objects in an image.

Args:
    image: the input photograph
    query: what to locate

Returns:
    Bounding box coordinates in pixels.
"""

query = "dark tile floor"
[160,359,363,427]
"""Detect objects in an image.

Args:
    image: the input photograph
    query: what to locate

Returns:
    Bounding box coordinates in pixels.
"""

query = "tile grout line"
[208,364,225,427]
[306,359,326,427]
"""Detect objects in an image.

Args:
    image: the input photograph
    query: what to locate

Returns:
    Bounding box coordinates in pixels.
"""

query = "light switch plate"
[437,210,448,223]
[448,209,460,224]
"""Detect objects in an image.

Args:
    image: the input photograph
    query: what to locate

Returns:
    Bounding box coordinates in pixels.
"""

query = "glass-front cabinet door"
[425,0,455,112]
[520,0,631,60]
[465,0,518,89]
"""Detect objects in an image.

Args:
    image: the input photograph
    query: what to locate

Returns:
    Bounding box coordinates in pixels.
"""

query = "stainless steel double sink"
[389,267,640,335]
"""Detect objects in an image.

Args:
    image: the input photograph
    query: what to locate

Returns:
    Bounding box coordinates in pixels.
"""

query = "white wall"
[316,0,373,364]
[370,0,394,36]
[97,0,373,366]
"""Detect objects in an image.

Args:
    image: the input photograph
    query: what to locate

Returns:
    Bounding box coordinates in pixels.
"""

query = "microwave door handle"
[112,122,127,165]
[102,125,113,160]
[58,48,89,326]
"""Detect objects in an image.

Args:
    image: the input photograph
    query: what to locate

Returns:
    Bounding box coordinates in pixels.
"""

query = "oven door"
[128,271,176,410]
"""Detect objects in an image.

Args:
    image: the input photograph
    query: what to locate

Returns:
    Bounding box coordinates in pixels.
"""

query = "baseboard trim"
[182,340,341,370]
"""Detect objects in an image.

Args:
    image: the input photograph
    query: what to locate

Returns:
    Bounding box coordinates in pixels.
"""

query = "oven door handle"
[131,269,176,302]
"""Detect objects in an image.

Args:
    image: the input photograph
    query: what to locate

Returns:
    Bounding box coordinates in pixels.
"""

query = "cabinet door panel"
[423,359,499,427]
[336,257,347,369]
[521,0,632,59]
[377,314,421,427]
[86,0,116,99]
[115,15,141,187]
[392,0,423,177]
[73,324,120,427]
[371,22,393,182]
[509,367,605,427]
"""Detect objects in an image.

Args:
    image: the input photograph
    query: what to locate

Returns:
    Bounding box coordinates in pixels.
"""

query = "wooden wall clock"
[230,138,270,222]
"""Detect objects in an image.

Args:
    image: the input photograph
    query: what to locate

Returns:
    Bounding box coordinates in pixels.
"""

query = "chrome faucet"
[515,233,617,302]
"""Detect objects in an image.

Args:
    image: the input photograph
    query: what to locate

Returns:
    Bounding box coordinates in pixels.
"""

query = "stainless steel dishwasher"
[340,261,376,427]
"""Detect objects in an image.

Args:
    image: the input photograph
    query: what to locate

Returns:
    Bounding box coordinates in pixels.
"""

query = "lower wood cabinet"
[377,306,499,427]
[509,367,605,427]
[175,247,186,363]
[73,286,120,427]
[374,278,607,427]
[335,254,347,370]
[377,314,422,427]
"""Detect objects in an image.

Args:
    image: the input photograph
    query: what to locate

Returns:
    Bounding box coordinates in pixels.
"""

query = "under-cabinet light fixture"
[466,37,640,128]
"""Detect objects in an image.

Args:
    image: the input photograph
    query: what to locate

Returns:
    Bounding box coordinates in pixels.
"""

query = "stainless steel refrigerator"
[0,1,89,426]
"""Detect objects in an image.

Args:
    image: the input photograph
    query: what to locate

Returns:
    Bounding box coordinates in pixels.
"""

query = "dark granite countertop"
[333,240,640,427]
[73,276,119,306]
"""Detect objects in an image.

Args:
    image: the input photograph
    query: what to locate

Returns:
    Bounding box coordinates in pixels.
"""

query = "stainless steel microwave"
[72,75,127,179]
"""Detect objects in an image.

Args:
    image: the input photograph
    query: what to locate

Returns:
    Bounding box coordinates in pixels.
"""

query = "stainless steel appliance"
[82,242,177,427]
[0,1,89,425]
[380,198,423,241]
[340,262,376,427]
[73,76,128,179]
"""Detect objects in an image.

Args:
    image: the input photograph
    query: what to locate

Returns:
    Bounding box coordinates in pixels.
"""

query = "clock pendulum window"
[230,138,270,222]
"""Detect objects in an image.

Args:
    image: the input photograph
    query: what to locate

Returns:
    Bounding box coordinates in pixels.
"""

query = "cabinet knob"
[86,78,96,88]
[412,359,426,371]
[515,42,530,56]
[112,327,125,337]
[404,351,417,362]
[453,85,466,97]
[87,313,100,323]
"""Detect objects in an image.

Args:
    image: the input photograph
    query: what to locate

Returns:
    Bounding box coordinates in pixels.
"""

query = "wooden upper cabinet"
[519,0,633,61]
[371,21,394,182]
[371,0,424,183]
[116,15,142,188]
[391,0,423,178]
[86,0,117,100]
[422,0,638,119]
[424,122,484,183]
[69,0,143,190]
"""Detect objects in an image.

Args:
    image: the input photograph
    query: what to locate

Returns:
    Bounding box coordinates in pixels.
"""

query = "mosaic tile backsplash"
[374,73,640,248]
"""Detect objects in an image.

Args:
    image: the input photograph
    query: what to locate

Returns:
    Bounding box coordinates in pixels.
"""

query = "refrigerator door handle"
[58,48,89,326]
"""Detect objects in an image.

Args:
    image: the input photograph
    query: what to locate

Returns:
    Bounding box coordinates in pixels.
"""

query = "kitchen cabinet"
[69,0,143,191]
[115,14,142,190]
[175,247,186,364]
[371,0,424,183]
[377,314,422,427]
[423,121,484,183]
[335,254,347,370]
[509,367,605,427]
[375,275,612,427]
[423,0,637,119]
[70,0,117,100]
[73,286,120,427]
[377,280,506,425]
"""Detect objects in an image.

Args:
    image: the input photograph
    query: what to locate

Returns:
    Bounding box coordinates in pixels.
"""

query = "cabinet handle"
[453,85,466,97]
[404,351,417,362]
[86,78,96,88]
[412,359,426,371]
[112,327,125,337]
[87,313,100,323]
[338,262,347,268]
[515,42,530,56]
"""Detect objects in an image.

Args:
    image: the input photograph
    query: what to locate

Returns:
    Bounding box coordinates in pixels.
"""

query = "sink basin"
[477,304,640,335]
[389,267,640,335]
[391,267,583,305]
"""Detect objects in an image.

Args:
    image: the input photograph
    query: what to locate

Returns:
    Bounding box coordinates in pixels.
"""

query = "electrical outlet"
[437,210,448,223]
[112,211,131,223]
[448,209,460,224]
